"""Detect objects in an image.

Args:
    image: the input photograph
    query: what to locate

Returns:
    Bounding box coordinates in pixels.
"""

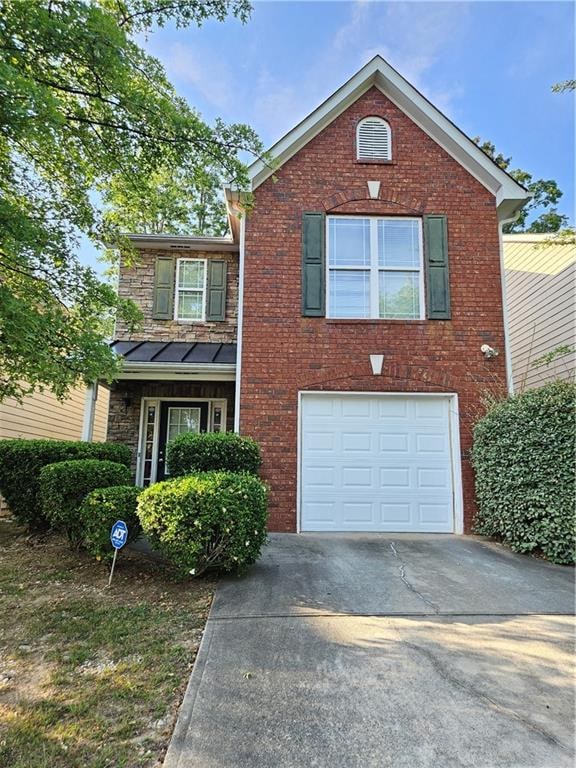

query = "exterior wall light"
[480,344,499,359]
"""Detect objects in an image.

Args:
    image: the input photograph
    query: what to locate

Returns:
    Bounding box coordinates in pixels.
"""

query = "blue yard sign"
[108,520,128,587]
[110,520,128,550]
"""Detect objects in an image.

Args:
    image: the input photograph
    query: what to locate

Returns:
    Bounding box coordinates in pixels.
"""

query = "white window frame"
[175,258,207,323]
[356,116,392,161]
[326,216,425,321]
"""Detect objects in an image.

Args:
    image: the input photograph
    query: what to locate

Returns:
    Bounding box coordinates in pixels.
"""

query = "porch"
[97,340,236,485]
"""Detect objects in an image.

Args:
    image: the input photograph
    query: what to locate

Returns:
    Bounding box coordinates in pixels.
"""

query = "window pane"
[177,291,203,320]
[329,270,370,318]
[379,272,420,319]
[328,218,371,266]
[378,220,420,268]
[178,260,204,289]
[167,407,201,443]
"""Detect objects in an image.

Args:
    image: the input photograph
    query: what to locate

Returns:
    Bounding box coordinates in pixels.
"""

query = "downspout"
[498,222,515,395]
[233,215,246,432]
[81,382,98,441]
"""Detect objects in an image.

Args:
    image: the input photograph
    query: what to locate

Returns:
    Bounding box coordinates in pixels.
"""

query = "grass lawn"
[0,518,215,767]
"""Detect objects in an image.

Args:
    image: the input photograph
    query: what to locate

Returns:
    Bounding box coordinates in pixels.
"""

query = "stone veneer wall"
[115,248,238,343]
[107,380,235,475]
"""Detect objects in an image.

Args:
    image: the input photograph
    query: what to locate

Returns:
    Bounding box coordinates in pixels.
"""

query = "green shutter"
[302,212,325,317]
[424,215,451,320]
[152,256,175,320]
[207,259,227,321]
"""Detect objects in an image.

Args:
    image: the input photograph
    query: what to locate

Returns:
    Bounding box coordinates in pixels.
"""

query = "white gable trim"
[249,56,530,222]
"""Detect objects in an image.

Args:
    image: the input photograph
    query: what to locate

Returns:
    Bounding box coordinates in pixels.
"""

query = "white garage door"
[300,394,456,532]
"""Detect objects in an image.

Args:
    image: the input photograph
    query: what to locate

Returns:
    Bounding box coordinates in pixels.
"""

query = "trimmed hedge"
[472,380,575,564]
[137,471,268,577]
[166,432,261,477]
[40,460,131,546]
[79,485,142,562]
[0,439,131,531]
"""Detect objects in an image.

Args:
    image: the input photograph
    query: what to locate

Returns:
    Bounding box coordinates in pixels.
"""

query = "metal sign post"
[108,520,128,587]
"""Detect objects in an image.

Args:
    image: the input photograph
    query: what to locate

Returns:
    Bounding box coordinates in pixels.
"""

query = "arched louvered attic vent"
[356,117,391,161]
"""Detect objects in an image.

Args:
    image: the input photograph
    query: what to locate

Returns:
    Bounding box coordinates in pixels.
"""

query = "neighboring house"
[0,384,109,442]
[0,384,109,513]
[503,233,575,391]
[104,56,529,535]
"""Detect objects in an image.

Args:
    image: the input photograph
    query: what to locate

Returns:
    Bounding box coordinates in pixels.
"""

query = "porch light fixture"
[370,354,384,375]
[121,393,133,412]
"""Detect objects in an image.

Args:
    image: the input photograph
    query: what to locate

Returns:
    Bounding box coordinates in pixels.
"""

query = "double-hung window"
[327,216,423,320]
[175,258,207,322]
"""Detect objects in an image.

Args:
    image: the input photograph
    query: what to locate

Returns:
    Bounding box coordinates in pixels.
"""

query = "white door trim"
[136,396,228,486]
[297,390,464,534]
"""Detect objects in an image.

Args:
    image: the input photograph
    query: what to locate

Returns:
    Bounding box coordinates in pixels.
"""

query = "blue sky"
[86,0,574,272]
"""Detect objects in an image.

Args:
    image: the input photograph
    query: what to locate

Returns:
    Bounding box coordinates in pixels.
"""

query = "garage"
[299,393,461,533]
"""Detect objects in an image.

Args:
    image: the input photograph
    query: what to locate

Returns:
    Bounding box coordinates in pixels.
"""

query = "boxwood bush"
[0,439,131,531]
[40,459,131,546]
[79,486,142,562]
[472,380,575,564]
[166,432,261,477]
[137,471,268,577]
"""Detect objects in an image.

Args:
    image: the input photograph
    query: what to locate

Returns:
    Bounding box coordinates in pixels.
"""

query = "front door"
[157,401,209,480]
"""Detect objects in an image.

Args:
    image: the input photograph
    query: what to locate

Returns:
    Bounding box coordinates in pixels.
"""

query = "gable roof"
[248,56,530,223]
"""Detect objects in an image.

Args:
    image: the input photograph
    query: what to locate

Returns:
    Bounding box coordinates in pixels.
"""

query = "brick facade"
[240,87,507,533]
[115,248,238,343]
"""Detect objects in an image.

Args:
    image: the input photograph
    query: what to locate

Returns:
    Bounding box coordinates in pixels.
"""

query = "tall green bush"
[40,459,131,546]
[166,432,261,477]
[79,485,142,562]
[472,381,575,564]
[137,471,268,577]
[0,439,131,530]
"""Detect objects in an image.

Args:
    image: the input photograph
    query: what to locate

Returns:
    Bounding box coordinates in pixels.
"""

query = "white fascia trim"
[126,234,238,252]
[115,363,236,382]
[233,215,246,433]
[249,56,530,219]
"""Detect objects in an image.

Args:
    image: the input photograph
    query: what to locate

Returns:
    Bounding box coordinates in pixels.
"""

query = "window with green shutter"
[302,212,326,316]
[152,256,175,320]
[207,259,227,321]
[424,215,451,320]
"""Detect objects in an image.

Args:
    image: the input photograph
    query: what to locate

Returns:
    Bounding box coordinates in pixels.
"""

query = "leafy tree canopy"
[101,162,230,238]
[0,0,263,402]
[473,138,569,233]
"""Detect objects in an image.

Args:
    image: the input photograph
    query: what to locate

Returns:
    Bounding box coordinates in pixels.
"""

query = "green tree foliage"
[551,79,575,93]
[473,138,568,233]
[101,163,230,237]
[0,0,262,401]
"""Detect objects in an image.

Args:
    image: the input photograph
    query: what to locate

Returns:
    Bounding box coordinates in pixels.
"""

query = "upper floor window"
[327,216,423,320]
[175,258,206,321]
[356,117,391,161]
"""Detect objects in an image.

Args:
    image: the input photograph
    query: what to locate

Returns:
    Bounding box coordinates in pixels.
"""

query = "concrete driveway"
[164,534,575,768]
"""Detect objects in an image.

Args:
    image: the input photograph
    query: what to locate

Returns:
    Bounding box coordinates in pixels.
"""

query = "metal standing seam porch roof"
[111,340,237,365]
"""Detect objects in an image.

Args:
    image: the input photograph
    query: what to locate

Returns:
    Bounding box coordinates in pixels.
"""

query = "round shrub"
[79,486,142,562]
[0,439,131,531]
[137,471,268,577]
[40,459,131,546]
[166,432,261,477]
[472,380,575,564]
